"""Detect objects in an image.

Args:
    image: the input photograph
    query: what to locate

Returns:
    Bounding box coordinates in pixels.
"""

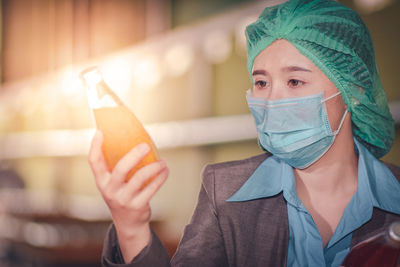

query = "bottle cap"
[389,221,400,243]
[80,66,102,86]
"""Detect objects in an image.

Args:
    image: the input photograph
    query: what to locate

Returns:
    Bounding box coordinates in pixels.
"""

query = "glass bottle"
[341,221,400,267]
[80,66,159,184]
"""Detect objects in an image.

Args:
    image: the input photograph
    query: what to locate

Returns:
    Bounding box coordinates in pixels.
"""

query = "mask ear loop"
[321,91,341,103]
[320,91,347,136]
[332,110,348,136]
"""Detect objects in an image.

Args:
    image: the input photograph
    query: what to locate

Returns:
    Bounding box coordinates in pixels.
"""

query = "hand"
[88,131,169,262]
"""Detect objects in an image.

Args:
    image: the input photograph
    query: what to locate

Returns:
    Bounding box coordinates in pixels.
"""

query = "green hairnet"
[245,0,394,158]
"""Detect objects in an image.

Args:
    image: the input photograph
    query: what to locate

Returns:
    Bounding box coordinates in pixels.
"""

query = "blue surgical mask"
[247,90,347,169]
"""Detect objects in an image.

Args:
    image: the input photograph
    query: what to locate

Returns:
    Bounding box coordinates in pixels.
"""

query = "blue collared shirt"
[227,139,400,267]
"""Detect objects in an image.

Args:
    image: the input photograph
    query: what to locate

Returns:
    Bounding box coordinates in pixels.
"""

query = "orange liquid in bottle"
[93,105,159,184]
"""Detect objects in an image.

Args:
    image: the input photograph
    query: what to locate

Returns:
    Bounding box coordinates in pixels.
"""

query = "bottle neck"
[86,80,123,109]
[80,66,124,110]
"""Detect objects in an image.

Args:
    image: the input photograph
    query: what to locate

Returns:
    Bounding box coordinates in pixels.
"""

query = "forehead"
[252,39,316,72]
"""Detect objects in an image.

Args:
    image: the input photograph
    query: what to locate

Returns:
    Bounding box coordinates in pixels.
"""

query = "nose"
[267,90,281,100]
[252,80,287,100]
[265,85,285,100]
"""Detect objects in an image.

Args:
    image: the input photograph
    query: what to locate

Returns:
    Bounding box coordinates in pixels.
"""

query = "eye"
[288,79,304,88]
[254,80,268,90]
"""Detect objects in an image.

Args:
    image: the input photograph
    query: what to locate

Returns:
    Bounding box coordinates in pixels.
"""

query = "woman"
[89,0,400,266]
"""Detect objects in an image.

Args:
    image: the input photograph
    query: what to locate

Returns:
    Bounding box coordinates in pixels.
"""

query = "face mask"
[247,90,347,169]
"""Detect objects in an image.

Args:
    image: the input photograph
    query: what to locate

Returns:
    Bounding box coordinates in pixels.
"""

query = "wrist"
[115,222,150,242]
[114,223,151,263]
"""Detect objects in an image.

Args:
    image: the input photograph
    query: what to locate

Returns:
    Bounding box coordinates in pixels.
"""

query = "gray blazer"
[102,153,400,267]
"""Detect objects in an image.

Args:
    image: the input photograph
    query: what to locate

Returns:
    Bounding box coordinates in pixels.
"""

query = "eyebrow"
[282,66,312,73]
[252,66,312,76]
[252,69,267,76]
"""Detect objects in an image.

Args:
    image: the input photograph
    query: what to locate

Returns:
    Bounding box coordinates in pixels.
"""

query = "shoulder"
[202,153,269,183]
[383,161,400,183]
[200,153,270,203]
[204,152,268,169]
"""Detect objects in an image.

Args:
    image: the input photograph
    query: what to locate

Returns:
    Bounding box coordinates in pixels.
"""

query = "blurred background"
[0,0,399,266]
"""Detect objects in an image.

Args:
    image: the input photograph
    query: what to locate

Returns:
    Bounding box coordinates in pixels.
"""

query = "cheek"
[325,96,346,130]
[322,76,340,97]
[252,88,268,98]
[321,79,345,130]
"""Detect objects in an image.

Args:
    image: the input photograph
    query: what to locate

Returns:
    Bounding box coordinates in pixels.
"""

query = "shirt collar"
[227,139,400,216]
[355,138,400,214]
[226,155,283,202]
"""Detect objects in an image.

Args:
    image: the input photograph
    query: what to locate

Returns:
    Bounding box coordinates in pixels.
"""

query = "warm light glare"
[60,69,86,105]
[132,56,162,90]
[102,58,133,98]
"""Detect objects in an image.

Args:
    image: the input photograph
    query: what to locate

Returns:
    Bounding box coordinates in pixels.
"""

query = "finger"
[88,131,109,178]
[110,143,150,187]
[111,160,166,207]
[134,167,169,207]
[124,160,167,194]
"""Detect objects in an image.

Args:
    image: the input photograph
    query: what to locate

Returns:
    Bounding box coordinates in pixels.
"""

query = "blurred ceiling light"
[235,15,258,55]
[203,30,232,64]
[163,44,194,77]
[102,58,133,98]
[132,56,162,90]
[353,0,395,13]
[146,114,257,149]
